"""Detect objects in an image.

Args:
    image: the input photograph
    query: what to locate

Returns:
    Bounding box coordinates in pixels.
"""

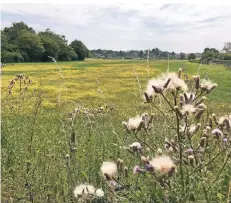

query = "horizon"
[1,1,231,53]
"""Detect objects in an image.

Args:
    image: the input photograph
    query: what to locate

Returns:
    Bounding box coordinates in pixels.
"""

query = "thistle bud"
[193,75,200,89]
[163,78,171,89]
[195,109,205,120]
[168,147,174,157]
[178,68,182,78]
[208,116,213,128]
[224,118,231,132]
[174,106,183,118]
[195,96,206,106]
[200,137,206,147]
[104,173,111,181]
[183,92,189,104]
[152,85,162,94]
[188,155,194,166]
[168,165,176,177]
[144,92,151,103]
[212,113,218,125]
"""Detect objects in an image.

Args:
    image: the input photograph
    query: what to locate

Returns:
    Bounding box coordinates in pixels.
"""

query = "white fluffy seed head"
[95,188,104,197]
[100,161,117,176]
[73,184,95,198]
[181,104,197,115]
[149,156,175,173]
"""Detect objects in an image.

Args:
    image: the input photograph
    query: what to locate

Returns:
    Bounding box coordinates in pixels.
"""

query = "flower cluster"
[7,74,32,94]
[73,184,104,201]
[122,113,153,133]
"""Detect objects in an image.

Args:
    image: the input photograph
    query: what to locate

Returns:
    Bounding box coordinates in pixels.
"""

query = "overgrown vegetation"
[1,59,231,202]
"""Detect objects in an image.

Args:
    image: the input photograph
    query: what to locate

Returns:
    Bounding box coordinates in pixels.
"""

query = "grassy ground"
[1,59,231,202]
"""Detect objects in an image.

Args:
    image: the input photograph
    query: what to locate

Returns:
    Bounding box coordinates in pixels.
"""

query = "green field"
[2,59,231,202]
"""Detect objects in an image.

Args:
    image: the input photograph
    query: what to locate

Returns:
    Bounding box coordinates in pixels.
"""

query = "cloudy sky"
[1,0,231,53]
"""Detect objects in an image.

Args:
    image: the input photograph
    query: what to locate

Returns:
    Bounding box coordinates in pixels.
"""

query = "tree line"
[1,22,90,63]
[1,22,231,63]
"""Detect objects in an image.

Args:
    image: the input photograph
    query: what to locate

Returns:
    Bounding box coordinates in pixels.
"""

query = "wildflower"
[133,165,146,174]
[186,148,194,155]
[193,75,200,89]
[188,123,201,136]
[149,156,175,173]
[181,104,197,116]
[101,162,117,178]
[141,156,149,164]
[122,115,144,132]
[129,142,142,151]
[146,77,166,96]
[212,128,223,138]
[73,184,95,198]
[200,79,217,93]
[109,181,117,187]
[164,73,188,92]
[95,189,104,197]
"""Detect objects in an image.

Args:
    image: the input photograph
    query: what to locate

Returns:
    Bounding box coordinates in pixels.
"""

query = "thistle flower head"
[149,156,175,173]
[181,104,197,116]
[146,77,166,96]
[164,73,188,92]
[95,189,104,197]
[211,128,223,138]
[123,115,144,131]
[73,184,95,198]
[101,161,117,177]
[129,142,142,151]
[133,165,145,174]
[200,79,217,93]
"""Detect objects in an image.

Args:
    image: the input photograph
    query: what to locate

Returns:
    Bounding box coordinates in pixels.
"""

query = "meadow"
[1,59,231,202]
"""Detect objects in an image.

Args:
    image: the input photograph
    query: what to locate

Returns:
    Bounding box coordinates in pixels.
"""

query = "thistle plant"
[95,68,231,202]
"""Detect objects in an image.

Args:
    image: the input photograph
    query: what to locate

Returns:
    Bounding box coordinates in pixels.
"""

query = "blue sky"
[1,1,231,53]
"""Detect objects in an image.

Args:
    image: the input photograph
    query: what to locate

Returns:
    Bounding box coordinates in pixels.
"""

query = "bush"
[1,51,24,63]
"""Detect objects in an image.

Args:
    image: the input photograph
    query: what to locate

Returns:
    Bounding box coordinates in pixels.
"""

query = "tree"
[201,48,219,60]
[179,52,185,60]
[138,50,144,58]
[70,40,89,60]
[17,31,44,62]
[222,42,231,54]
[188,53,196,60]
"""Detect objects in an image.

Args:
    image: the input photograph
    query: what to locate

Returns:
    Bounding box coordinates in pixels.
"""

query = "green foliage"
[70,40,89,60]
[188,53,196,60]
[201,47,220,61]
[1,50,24,63]
[1,22,88,63]
[17,31,44,62]
[179,52,185,60]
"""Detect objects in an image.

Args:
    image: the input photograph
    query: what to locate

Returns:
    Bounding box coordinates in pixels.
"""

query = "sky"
[1,0,231,53]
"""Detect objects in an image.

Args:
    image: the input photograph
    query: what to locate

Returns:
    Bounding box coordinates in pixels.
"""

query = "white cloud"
[1,1,231,52]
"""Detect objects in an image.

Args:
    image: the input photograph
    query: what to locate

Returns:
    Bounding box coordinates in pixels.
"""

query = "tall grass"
[1,60,231,202]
